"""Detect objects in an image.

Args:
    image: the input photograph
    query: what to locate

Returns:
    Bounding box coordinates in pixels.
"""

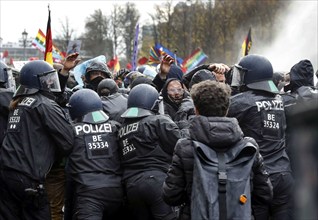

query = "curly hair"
[190,80,231,117]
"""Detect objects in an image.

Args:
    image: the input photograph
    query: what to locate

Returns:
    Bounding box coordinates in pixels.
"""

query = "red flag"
[3,50,9,58]
[107,58,115,69]
[44,6,53,65]
[9,58,14,65]
[126,63,132,70]
[138,56,148,65]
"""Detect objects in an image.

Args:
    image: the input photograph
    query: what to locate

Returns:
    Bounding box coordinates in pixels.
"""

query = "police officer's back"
[65,89,123,219]
[118,84,180,220]
[227,54,293,220]
[0,60,74,219]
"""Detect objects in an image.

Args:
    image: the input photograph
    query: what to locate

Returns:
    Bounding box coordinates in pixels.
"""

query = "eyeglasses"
[215,72,225,75]
[167,88,184,95]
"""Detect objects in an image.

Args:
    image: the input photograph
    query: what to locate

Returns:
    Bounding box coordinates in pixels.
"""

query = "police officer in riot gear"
[0,61,15,144]
[0,60,74,220]
[65,88,123,219]
[118,84,180,220]
[85,60,112,91]
[228,54,293,220]
[97,78,128,123]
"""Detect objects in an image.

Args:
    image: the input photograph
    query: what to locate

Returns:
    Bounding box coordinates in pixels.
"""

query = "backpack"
[191,138,257,220]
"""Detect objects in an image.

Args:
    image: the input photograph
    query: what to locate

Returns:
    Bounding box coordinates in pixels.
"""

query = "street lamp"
[22,29,28,60]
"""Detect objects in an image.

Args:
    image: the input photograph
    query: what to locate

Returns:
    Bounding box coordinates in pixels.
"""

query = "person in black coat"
[97,78,128,124]
[281,59,317,172]
[161,79,194,120]
[163,80,273,220]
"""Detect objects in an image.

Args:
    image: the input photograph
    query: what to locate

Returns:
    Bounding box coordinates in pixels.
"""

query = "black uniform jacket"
[228,90,291,174]
[67,119,122,191]
[118,112,181,181]
[0,92,74,181]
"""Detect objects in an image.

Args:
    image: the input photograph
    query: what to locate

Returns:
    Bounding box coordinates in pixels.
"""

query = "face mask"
[168,93,183,105]
[90,76,104,91]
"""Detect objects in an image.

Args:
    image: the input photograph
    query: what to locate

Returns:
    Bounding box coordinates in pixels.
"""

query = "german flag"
[242,27,252,57]
[44,6,53,65]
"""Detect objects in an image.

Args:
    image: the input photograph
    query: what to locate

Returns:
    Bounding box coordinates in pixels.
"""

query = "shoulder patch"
[18,97,36,107]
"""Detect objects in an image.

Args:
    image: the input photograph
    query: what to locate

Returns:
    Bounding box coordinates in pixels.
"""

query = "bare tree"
[81,9,113,58]
[118,2,140,63]
[110,4,124,56]
[54,17,74,52]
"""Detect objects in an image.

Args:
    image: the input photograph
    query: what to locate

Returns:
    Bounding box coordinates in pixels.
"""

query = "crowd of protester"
[0,51,317,220]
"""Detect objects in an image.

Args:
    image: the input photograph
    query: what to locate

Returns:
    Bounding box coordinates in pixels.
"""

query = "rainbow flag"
[148,43,183,67]
[182,48,208,73]
[148,45,161,66]
[32,29,64,61]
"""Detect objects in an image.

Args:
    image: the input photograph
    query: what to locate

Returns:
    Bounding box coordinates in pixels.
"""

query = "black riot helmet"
[67,88,108,123]
[0,61,16,91]
[14,60,61,97]
[121,84,162,118]
[231,54,279,94]
[85,60,112,82]
[97,78,118,96]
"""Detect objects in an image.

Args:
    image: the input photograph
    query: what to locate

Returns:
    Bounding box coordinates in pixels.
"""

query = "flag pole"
[174,49,178,66]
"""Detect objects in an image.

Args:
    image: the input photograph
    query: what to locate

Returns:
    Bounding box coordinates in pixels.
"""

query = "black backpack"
[191,138,257,220]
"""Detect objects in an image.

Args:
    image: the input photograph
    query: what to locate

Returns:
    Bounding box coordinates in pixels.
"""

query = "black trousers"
[64,175,124,220]
[0,169,51,220]
[124,170,177,220]
[253,172,294,220]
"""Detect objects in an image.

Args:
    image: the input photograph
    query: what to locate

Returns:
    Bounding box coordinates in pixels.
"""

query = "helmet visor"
[5,67,16,92]
[231,65,247,87]
[38,70,61,92]
[151,96,164,114]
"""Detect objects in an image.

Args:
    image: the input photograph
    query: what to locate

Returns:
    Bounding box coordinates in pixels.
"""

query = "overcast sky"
[0,0,172,43]
[1,0,317,74]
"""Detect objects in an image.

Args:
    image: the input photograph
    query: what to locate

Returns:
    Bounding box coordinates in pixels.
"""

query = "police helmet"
[97,78,118,96]
[124,71,143,88]
[121,84,161,118]
[85,61,112,82]
[67,88,108,123]
[14,60,61,97]
[232,54,278,94]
